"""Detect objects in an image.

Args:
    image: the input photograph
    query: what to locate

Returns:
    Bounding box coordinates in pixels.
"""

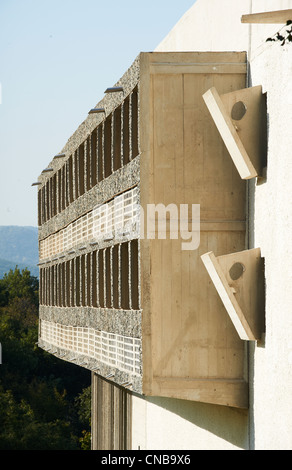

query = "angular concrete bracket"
[201,248,265,341]
[203,85,267,180]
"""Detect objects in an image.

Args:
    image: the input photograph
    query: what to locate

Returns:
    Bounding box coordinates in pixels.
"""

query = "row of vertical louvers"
[38,86,139,226]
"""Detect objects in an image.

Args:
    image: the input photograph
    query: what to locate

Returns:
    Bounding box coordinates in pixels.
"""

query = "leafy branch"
[266,20,292,45]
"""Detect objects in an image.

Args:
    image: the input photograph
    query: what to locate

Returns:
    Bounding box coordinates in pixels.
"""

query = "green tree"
[0,267,91,450]
[0,386,78,450]
[0,266,38,308]
[75,386,92,450]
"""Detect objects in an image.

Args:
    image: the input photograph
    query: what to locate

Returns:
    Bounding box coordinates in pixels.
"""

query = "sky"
[0,0,196,228]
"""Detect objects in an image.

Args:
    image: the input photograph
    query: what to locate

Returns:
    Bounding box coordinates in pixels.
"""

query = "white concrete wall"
[132,0,292,450]
[155,0,292,54]
[155,0,250,52]
[132,394,249,450]
[249,42,292,451]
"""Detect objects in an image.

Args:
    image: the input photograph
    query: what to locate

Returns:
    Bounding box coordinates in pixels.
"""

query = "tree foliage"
[0,267,38,308]
[0,267,91,450]
[266,20,292,45]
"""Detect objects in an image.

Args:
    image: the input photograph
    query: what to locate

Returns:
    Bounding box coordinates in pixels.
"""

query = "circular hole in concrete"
[231,101,247,121]
[229,262,245,281]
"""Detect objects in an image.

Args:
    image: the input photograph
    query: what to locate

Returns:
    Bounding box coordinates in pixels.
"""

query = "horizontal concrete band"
[39,305,142,338]
[39,157,140,241]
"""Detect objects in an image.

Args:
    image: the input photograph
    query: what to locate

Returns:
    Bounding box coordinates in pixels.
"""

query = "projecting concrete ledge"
[149,377,249,409]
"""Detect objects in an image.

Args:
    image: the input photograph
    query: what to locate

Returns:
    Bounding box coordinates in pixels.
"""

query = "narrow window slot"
[66,261,71,307]
[131,88,139,160]
[113,106,122,172]
[92,251,97,307]
[97,126,103,182]
[71,258,76,306]
[62,262,66,306]
[104,116,112,178]
[44,268,47,306]
[91,129,98,187]
[131,239,139,310]
[47,267,50,306]
[105,247,112,308]
[49,177,53,219]
[65,160,70,208]
[41,268,44,305]
[54,264,57,306]
[86,253,91,306]
[56,169,61,215]
[121,242,129,309]
[74,150,79,200]
[112,244,119,309]
[85,138,91,192]
[39,268,43,305]
[41,187,45,223]
[68,155,74,203]
[43,268,47,305]
[38,190,42,226]
[81,254,86,306]
[61,166,66,211]
[43,186,47,222]
[45,180,50,221]
[78,143,85,196]
[58,168,61,213]
[56,264,59,306]
[123,97,130,165]
[44,183,47,222]
[98,250,104,308]
[65,162,68,209]
[52,173,57,216]
[75,257,80,306]
[51,264,55,306]
[61,262,65,307]
[40,187,44,225]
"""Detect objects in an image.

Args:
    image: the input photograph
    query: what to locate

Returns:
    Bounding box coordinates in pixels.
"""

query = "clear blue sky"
[0,0,196,227]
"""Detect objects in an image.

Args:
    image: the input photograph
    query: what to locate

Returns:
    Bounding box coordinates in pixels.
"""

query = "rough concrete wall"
[131,0,292,450]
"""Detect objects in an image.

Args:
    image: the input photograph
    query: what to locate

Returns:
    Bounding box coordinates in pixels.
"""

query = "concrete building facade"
[152,0,292,450]
[35,0,292,450]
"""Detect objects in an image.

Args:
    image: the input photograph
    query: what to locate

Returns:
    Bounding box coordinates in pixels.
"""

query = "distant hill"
[0,226,39,278]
